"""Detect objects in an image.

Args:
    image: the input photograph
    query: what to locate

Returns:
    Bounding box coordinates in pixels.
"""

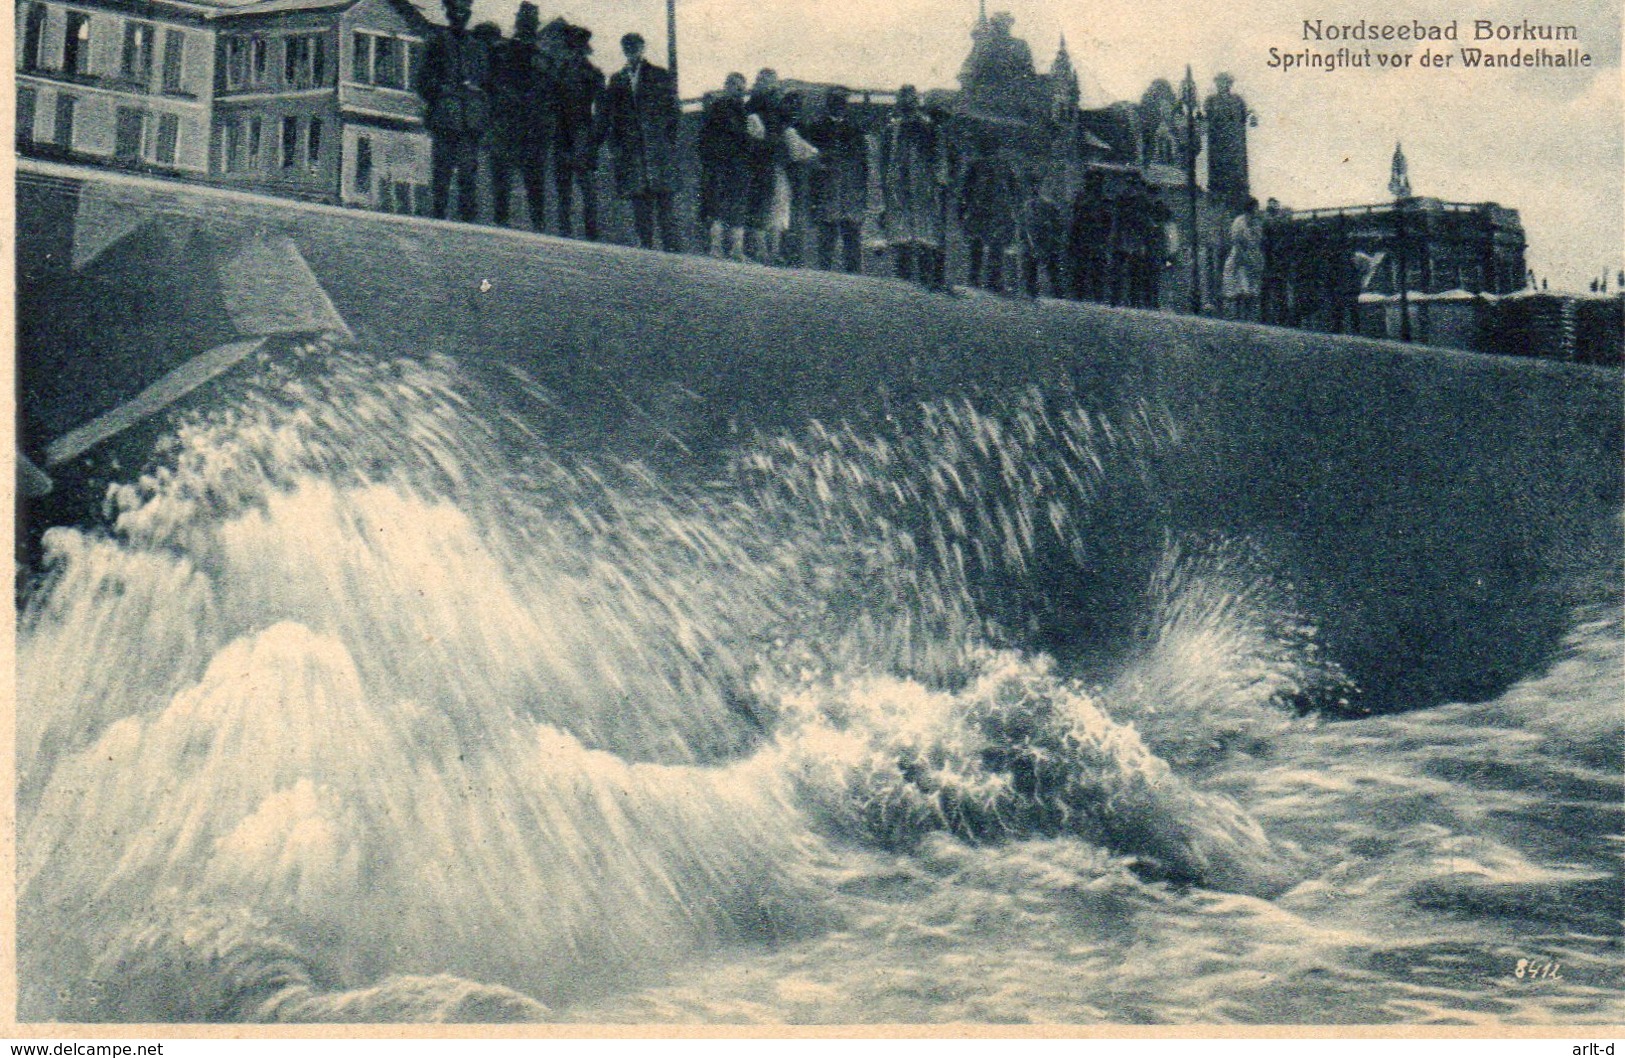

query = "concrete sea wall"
[17,160,1622,713]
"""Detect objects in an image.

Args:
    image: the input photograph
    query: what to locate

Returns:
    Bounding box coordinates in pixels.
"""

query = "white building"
[16,0,219,175]
[210,0,435,210]
[15,0,435,209]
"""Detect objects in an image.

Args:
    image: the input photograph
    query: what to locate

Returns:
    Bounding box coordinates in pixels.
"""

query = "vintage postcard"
[8,0,1622,1039]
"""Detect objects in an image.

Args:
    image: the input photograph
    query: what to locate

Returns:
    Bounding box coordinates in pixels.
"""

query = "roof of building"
[59,0,244,18]
[1077,107,1135,160]
[207,0,440,24]
[1359,289,1501,302]
[1140,161,1187,188]
[212,0,347,13]
[1286,197,1522,223]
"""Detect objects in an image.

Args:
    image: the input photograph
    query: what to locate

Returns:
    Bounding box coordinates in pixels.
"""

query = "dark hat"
[513,1,539,38]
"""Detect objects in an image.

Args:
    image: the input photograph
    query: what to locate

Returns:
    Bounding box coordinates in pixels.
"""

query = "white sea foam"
[21,344,1617,1024]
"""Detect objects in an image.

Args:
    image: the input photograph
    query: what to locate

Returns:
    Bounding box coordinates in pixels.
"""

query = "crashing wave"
[770,648,1299,897]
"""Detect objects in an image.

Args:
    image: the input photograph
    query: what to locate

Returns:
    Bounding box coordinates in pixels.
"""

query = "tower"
[1388,142,1411,198]
[1203,72,1251,214]
[1049,35,1080,118]
[958,11,1043,120]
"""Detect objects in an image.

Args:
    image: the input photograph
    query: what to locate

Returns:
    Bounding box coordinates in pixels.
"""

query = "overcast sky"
[472,0,1622,291]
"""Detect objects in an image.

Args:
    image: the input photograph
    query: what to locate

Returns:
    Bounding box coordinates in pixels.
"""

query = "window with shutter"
[155,113,179,164]
[17,87,38,144]
[161,29,185,93]
[355,135,374,196]
[63,12,92,76]
[115,107,145,161]
[121,21,155,83]
[54,95,77,149]
[22,4,47,72]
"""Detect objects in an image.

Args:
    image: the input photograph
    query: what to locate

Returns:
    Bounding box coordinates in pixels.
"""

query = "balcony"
[338,82,422,125]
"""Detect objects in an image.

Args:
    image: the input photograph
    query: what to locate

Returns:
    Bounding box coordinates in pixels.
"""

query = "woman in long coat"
[744,69,784,261]
[1223,196,1265,320]
[807,88,870,274]
[746,86,816,265]
[697,73,754,259]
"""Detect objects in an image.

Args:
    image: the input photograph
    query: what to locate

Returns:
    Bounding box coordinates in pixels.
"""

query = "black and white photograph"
[9,0,1623,1035]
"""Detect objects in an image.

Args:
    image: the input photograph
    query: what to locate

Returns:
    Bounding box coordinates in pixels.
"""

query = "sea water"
[17,342,1622,1024]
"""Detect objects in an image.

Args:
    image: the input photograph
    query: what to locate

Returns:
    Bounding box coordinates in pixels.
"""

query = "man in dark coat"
[602,32,681,252]
[806,88,869,274]
[416,0,491,221]
[488,3,554,230]
[880,85,948,288]
[552,22,603,239]
[1020,164,1069,299]
[957,128,1022,293]
[1067,169,1110,302]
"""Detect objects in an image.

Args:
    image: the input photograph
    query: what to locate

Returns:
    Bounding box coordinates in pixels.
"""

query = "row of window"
[115,105,181,163]
[18,6,422,98]
[222,31,329,91]
[352,31,422,91]
[17,85,182,165]
[218,113,324,174]
[20,3,189,93]
[349,135,433,213]
[15,86,74,150]
[221,30,423,92]
[373,178,425,215]
[18,86,430,203]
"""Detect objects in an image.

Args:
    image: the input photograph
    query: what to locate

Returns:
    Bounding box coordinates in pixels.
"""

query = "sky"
[469,0,1623,292]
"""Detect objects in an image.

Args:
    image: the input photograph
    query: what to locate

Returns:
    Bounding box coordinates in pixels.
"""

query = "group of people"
[698,78,1183,304]
[417,0,681,249]
[1065,174,1172,308]
[415,0,1257,312]
[1246,200,1363,331]
[695,76,943,278]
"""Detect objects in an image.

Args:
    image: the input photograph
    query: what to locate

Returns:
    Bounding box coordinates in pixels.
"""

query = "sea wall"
[17,160,1622,712]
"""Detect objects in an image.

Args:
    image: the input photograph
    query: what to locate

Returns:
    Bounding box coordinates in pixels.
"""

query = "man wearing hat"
[416,0,492,221]
[602,32,681,251]
[489,2,556,230]
[552,21,603,239]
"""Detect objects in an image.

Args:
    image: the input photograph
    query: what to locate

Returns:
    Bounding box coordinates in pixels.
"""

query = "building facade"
[16,0,218,175]
[1264,197,1528,337]
[15,0,433,208]
[209,0,432,209]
